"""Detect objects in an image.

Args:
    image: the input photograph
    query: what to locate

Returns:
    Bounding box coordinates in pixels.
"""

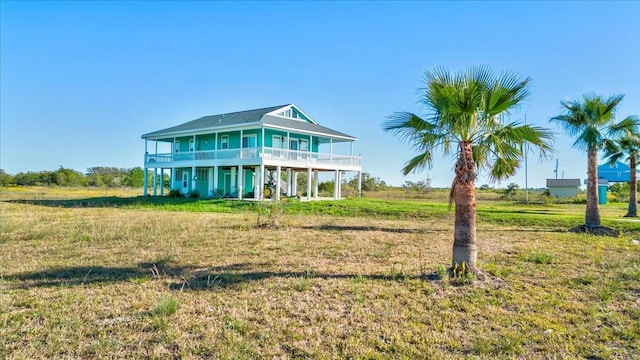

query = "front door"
[182,172,189,194]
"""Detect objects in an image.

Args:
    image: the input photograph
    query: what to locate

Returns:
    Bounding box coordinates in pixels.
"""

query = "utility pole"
[524,115,529,204]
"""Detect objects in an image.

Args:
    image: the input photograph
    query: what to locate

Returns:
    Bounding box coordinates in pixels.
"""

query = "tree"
[383,66,553,273]
[603,115,640,217]
[0,169,15,186]
[550,95,631,228]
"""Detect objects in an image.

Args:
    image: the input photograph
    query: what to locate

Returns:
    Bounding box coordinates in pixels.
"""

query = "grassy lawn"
[1,187,639,358]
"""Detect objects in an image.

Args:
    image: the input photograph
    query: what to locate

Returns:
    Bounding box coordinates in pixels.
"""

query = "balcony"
[145,147,362,169]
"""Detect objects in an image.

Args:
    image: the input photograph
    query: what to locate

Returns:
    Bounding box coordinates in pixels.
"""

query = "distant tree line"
[0,167,146,187]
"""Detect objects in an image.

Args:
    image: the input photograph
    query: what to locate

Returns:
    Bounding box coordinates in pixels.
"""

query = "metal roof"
[141,104,357,141]
[546,179,581,187]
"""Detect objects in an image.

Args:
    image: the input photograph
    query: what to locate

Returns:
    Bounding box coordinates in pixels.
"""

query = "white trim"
[264,104,318,124]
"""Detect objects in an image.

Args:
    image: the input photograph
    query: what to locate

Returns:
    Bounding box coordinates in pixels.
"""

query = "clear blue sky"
[1,1,639,188]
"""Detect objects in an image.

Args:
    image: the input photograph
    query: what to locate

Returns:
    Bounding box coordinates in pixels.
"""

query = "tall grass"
[1,187,639,358]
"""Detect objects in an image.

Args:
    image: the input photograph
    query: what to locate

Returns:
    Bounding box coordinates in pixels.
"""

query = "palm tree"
[383,66,553,273]
[604,115,640,217]
[550,95,631,229]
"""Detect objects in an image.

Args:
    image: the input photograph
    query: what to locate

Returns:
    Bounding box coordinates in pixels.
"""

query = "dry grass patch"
[1,191,639,359]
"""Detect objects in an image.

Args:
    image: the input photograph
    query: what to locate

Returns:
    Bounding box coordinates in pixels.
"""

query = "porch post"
[240,129,244,159]
[292,171,298,196]
[330,139,334,163]
[152,167,157,196]
[231,167,236,193]
[314,171,319,199]
[191,166,196,194]
[170,167,174,191]
[259,163,265,200]
[307,167,312,201]
[160,169,165,196]
[357,171,362,198]
[143,140,148,196]
[213,166,219,195]
[238,165,243,200]
[208,167,214,197]
[254,165,260,199]
[287,168,292,196]
[334,170,339,200]
[276,165,282,200]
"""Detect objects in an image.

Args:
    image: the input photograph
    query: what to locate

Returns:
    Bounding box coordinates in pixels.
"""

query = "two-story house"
[141,104,362,200]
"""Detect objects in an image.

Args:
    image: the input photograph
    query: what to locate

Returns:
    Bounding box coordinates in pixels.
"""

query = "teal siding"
[243,168,255,197]
[197,135,215,151]
[175,129,330,153]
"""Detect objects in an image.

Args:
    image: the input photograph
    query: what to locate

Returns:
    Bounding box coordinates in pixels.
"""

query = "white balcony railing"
[145,147,361,167]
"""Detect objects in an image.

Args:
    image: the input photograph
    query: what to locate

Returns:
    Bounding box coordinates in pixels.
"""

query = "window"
[242,134,257,148]
[300,139,308,151]
[174,140,180,152]
[221,135,229,149]
[189,139,195,153]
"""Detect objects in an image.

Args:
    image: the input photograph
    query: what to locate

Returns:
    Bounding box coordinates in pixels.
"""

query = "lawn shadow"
[2,197,255,211]
[4,261,440,291]
[300,224,449,234]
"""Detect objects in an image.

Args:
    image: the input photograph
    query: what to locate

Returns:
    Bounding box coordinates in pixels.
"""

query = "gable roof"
[141,105,286,139]
[598,161,630,172]
[141,104,357,141]
[546,179,581,187]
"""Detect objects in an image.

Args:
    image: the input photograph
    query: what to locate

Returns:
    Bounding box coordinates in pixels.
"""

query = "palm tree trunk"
[452,141,477,272]
[586,146,601,227]
[626,155,638,217]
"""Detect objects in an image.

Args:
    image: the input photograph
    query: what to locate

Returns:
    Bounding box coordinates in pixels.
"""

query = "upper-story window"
[221,135,229,149]
[189,139,195,153]
[279,108,299,119]
[174,140,180,152]
[242,134,257,148]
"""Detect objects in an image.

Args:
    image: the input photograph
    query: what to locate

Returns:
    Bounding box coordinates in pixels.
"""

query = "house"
[598,161,637,183]
[546,179,581,198]
[141,104,362,200]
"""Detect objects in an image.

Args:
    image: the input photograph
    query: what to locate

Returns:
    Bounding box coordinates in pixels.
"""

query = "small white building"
[546,179,581,198]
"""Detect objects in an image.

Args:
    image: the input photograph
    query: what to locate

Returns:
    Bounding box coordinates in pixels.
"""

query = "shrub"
[188,189,200,198]
[167,189,184,198]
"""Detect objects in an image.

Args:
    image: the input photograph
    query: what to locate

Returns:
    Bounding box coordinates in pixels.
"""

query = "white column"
[239,129,244,159]
[334,170,340,200]
[213,166,219,194]
[254,166,260,199]
[292,171,298,196]
[357,171,362,198]
[160,169,165,196]
[238,165,243,200]
[208,167,214,197]
[231,167,236,191]
[276,165,282,200]
[191,166,196,193]
[287,168,292,196]
[170,167,174,191]
[314,171,319,199]
[259,164,265,200]
[143,140,148,196]
[307,167,312,201]
[152,168,158,196]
